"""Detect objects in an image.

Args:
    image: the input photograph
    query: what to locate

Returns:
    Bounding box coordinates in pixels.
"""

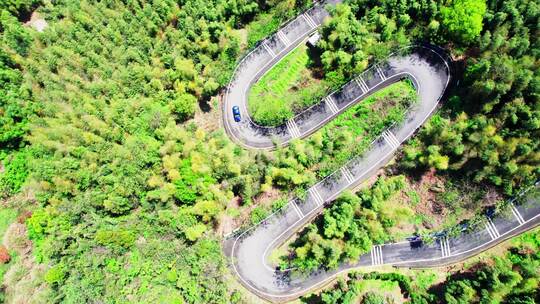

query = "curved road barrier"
[221,0,540,302]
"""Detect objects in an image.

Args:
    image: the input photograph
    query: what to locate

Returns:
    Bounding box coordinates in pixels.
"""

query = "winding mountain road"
[221,1,540,302]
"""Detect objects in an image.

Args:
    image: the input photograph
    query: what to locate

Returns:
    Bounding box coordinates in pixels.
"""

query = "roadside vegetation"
[280,174,508,273]
[303,227,540,303]
[248,44,331,126]
[0,0,537,302]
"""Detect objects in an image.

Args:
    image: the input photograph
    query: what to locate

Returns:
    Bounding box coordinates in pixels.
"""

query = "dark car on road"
[232,106,241,122]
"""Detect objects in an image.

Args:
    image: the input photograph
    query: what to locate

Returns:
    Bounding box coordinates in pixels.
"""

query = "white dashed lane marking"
[354,78,366,94]
[290,200,304,219]
[263,42,276,58]
[485,217,500,240]
[382,130,400,149]
[359,76,370,92]
[376,65,387,81]
[309,187,324,206]
[440,237,451,257]
[371,245,384,266]
[302,13,317,29]
[325,96,339,114]
[510,203,525,225]
[386,130,401,148]
[340,167,354,184]
[286,119,301,138]
[276,31,291,46]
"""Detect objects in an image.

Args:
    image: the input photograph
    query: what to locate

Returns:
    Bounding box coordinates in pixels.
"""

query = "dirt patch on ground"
[406,168,501,231]
[193,95,222,133]
[409,168,446,229]
[253,186,283,207]
[24,11,48,32]
[218,187,285,237]
[2,219,50,303]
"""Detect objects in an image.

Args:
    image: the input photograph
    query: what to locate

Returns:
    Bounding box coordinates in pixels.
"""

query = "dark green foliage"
[0,148,29,196]
[330,0,538,194]
[317,3,409,84]
[0,0,40,18]
[286,177,406,273]
[0,31,33,153]
[0,9,35,199]
[6,0,289,301]
[0,10,33,56]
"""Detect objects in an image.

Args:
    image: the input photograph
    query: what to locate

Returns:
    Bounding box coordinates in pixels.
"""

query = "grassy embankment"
[248,44,330,126]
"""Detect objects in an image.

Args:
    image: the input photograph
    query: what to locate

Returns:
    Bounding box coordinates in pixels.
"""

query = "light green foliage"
[271,198,288,212]
[95,229,136,251]
[441,0,487,43]
[344,0,539,194]
[0,149,29,197]
[44,262,67,285]
[246,13,282,49]
[0,0,536,302]
[248,44,330,126]
[246,0,311,48]
[7,1,299,301]
[313,81,416,177]
[184,224,207,241]
[0,208,17,237]
[263,81,415,195]
[174,159,217,205]
[250,206,268,224]
[59,237,229,303]
[362,292,386,304]
[171,93,197,121]
[407,190,420,206]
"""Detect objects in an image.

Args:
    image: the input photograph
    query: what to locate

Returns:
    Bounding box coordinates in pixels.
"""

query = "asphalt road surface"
[221,1,540,302]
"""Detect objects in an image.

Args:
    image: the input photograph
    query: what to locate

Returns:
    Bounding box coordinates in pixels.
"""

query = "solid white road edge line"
[227,47,514,300]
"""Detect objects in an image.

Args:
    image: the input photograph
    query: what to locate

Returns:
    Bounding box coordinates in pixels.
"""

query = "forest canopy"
[0,0,537,302]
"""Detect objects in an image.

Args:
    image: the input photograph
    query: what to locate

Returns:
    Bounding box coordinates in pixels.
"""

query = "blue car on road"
[232,106,241,122]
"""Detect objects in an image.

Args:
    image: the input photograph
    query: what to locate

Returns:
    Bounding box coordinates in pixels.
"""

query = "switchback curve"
[221,1,540,302]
